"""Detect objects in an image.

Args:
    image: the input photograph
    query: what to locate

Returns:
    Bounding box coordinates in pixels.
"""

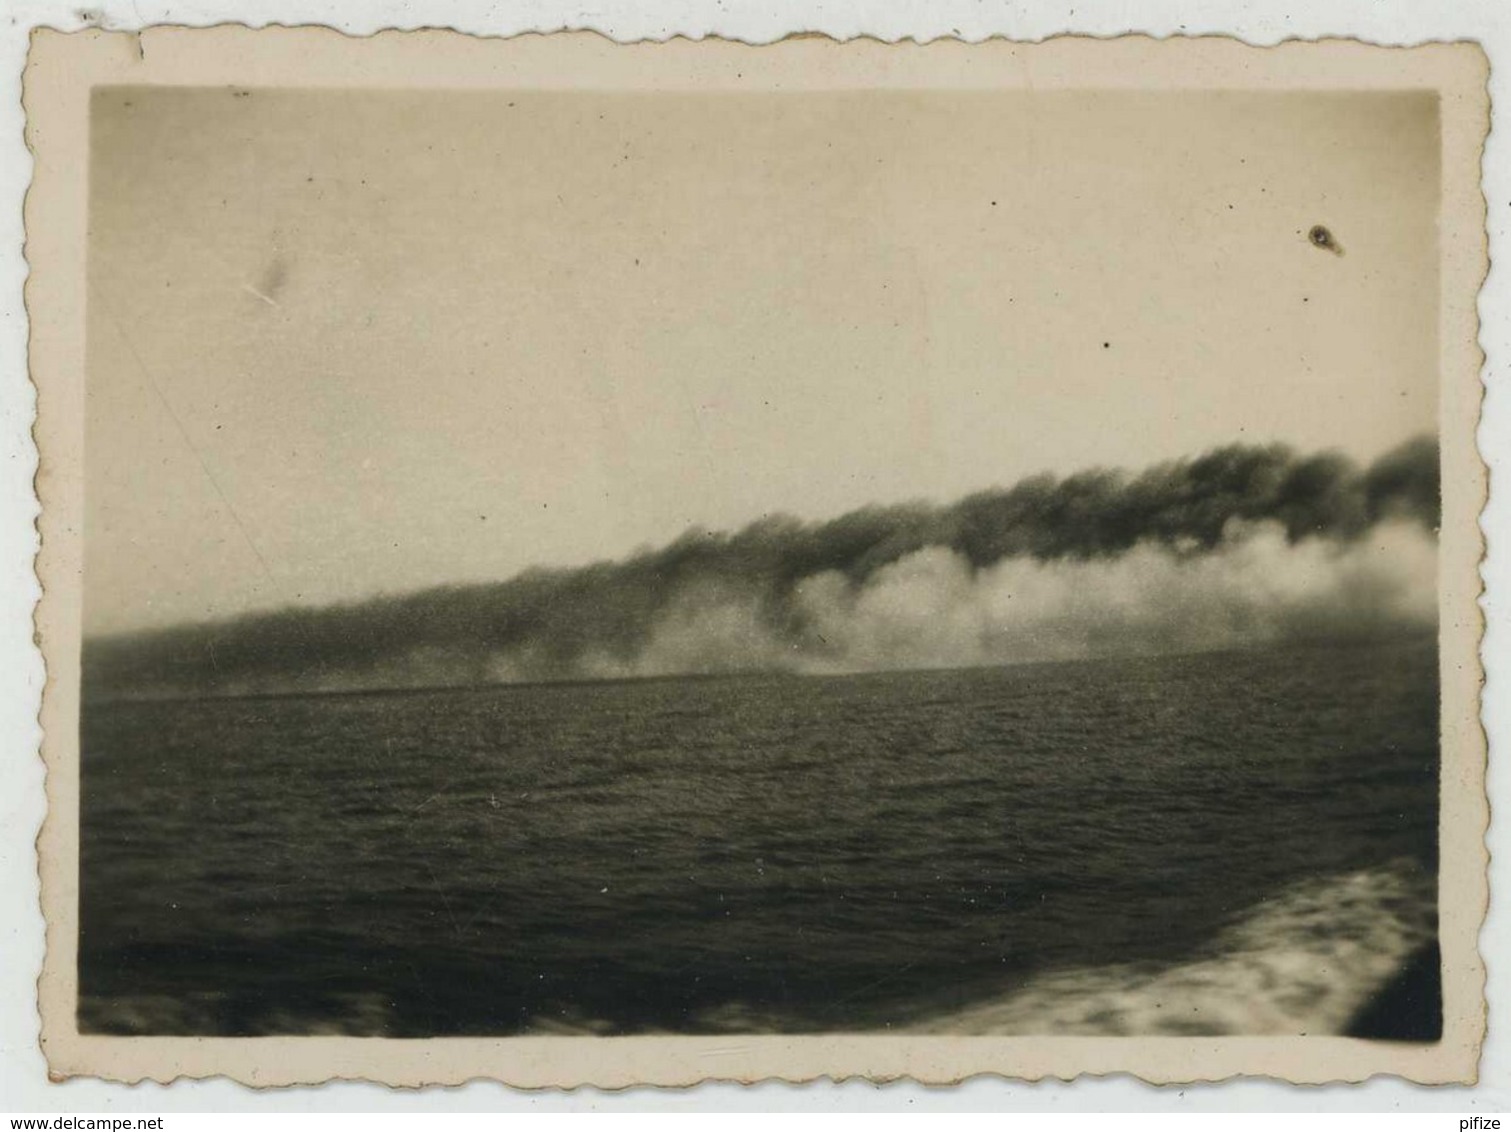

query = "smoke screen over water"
[84,435,1439,698]
[77,436,1444,1039]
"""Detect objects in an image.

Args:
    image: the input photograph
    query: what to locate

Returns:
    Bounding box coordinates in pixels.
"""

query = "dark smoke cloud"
[84,436,1439,698]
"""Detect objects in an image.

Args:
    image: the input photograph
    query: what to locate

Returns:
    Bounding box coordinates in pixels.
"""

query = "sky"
[84,88,1439,635]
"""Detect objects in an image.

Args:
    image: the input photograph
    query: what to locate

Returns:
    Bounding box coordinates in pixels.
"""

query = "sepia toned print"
[27,29,1487,1086]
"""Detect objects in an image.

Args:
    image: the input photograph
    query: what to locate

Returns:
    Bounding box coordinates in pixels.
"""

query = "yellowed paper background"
[24,27,1489,1087]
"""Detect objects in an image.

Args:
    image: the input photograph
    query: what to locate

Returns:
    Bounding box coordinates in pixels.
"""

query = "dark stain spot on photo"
[1309,224,1344,255]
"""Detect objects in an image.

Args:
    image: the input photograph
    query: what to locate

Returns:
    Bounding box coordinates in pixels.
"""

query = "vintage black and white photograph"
[26,29,1489,1086]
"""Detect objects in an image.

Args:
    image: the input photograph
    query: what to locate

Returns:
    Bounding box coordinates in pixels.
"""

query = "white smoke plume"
[604,518,1434,678]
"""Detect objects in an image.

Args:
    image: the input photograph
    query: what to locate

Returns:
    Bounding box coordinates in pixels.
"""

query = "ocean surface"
[78,636,1441,1037]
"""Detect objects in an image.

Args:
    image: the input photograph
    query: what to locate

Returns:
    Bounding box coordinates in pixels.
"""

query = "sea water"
[78,636,1439,1036]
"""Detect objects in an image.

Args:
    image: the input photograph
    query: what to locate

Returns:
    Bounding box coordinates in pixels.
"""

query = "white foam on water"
[78,861,1436,1037]
[911,858,1436,1036]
